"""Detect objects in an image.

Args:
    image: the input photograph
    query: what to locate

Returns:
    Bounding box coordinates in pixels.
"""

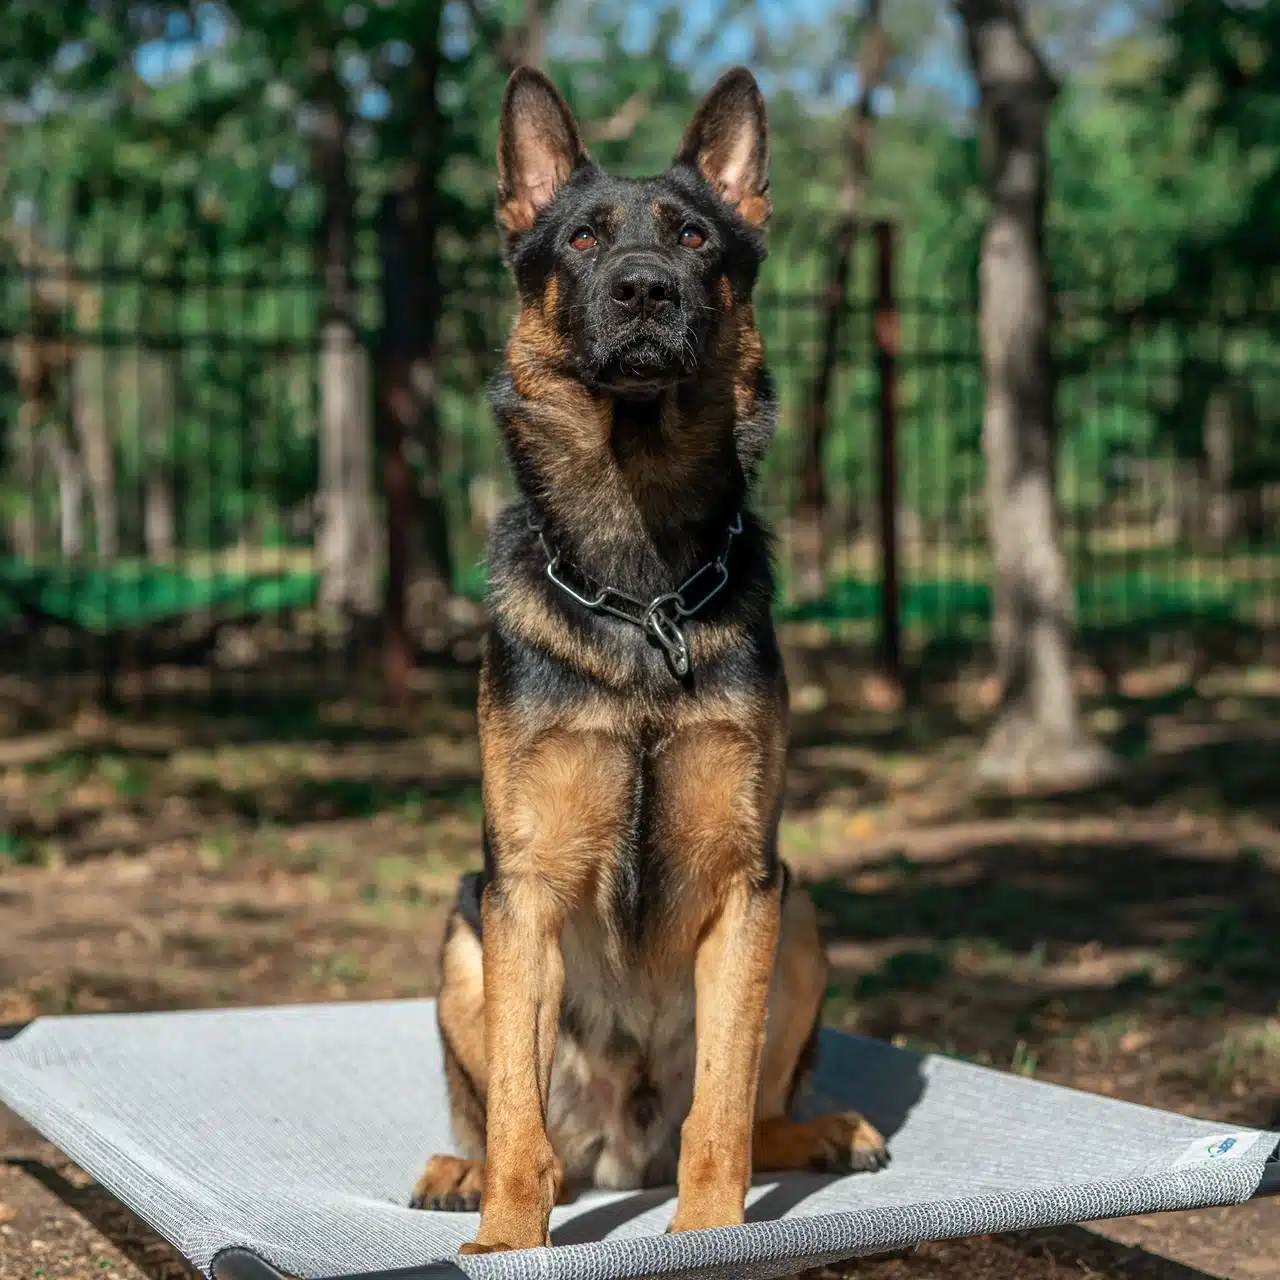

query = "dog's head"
[496,66,770,398]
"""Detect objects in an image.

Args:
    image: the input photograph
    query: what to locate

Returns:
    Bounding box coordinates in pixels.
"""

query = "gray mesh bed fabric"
[0,1001,1275,1280]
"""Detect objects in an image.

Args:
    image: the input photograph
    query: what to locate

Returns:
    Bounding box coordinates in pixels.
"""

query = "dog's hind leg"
[752,878,889,1175]
[410,900,490,1211]
[411,1154,486,1212]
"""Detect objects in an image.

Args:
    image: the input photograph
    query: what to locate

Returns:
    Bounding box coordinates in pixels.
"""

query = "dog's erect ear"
[675,66,770,226]
[497,67,591,234]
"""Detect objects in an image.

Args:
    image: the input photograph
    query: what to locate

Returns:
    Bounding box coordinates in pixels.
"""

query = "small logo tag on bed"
[1171,1131,1266,1169]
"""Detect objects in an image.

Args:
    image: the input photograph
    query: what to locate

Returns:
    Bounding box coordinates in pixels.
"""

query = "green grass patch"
[778,572,1244,629]
[0,561,318,630]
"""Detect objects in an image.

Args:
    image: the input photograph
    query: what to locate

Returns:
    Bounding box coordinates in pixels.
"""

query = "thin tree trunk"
[10,394,41,560]
[376,0,454,701]
[312,58,381,619]
[43,426,85,560]
[407,10,453,616]
[795,4,887,603]
[794,219,857,603]
[10,330,48,559]
[519,0,549,69]
[140,349,177,562]
[71,343,119,562]
[1202,382,1257,547]
[7,239,107,561]
[957,0,1114,787]
[463,0,552,72]
[144,472,176,561]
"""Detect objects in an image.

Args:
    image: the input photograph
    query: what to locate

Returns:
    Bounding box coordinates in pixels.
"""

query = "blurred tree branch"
[584,91,651,144]
[462,0,551,72]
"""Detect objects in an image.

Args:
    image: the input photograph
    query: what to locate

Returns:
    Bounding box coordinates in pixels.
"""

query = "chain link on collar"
[526,511,744,679]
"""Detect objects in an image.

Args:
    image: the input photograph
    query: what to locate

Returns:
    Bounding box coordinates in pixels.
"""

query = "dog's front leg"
[670,876,783,1233]
[461,876,567,1254]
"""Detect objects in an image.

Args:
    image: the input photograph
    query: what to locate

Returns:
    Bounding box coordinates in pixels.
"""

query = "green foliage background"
[0,0,1276,640]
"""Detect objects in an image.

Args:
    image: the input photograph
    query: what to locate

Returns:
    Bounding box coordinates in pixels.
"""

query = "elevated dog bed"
[1,1001,1275,1280]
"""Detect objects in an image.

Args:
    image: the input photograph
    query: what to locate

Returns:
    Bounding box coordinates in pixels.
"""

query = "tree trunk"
[140,350,177,562]
[519,0,549,69]
[376,203,454,692]
[312,60,381,619]
[405,12,454,623]
[375,194,455,686]
[9,240,114,561]
[794,219,856,604]
[1202,382,1258,547]
[957,0,1114,787]
[470,0,552,72]
[376,1,454,700]
[144,468,176,562]
[795,4,886,604]
[317,324,379,617]
[10,382,42,560]
[71,344,119,562]
[43,426,85,560]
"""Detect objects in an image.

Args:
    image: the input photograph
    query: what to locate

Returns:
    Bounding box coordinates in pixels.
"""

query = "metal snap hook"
[643,600,690,676]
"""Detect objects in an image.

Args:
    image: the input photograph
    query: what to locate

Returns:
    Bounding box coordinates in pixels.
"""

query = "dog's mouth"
[589,321,698,396]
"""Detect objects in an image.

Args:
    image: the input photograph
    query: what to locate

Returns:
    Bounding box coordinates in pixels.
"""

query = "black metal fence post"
[875,220,903,687]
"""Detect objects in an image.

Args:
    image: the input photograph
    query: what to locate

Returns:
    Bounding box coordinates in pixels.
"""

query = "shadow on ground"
[806,826,1280,1133]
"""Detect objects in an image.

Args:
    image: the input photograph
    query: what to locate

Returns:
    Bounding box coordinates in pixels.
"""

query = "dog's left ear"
[675,66,770,226]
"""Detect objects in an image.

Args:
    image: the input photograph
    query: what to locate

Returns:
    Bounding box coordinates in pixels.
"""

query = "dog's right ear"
[497,68,591,235]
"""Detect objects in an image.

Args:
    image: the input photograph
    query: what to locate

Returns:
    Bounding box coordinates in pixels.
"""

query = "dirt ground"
[1,653,1278,1279]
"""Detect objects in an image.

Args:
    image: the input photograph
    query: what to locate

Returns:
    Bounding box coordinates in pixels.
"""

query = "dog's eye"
[679,225,707,249]
[570,227,598,251]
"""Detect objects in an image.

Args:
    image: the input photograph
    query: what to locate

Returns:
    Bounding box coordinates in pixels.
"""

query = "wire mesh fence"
[1,211,1277,711]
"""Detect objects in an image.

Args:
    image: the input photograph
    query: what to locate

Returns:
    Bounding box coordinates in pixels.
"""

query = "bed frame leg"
[211,1247,469,1280]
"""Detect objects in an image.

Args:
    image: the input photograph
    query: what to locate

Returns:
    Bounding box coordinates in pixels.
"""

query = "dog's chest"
[547,928,696,1191]
[599,718,760,951]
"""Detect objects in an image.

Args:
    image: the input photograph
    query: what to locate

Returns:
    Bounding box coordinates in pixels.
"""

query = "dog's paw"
[801,1112,889,1174]
[409,1154,485,1212]
[756,1112,889,1175]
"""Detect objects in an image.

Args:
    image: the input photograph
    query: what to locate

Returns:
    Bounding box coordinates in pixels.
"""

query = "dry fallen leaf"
[0,992,39,1023]
[845,812,877,840]
[790,683,828,714]
[861,674,904,713]
[0,1202,16,1225]
[1038,1000,1068,1033]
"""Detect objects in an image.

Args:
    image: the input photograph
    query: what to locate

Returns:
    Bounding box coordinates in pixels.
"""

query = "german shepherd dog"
[410,65,887,1257]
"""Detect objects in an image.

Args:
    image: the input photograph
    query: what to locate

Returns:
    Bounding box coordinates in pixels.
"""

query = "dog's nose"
[609,264,679,317]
